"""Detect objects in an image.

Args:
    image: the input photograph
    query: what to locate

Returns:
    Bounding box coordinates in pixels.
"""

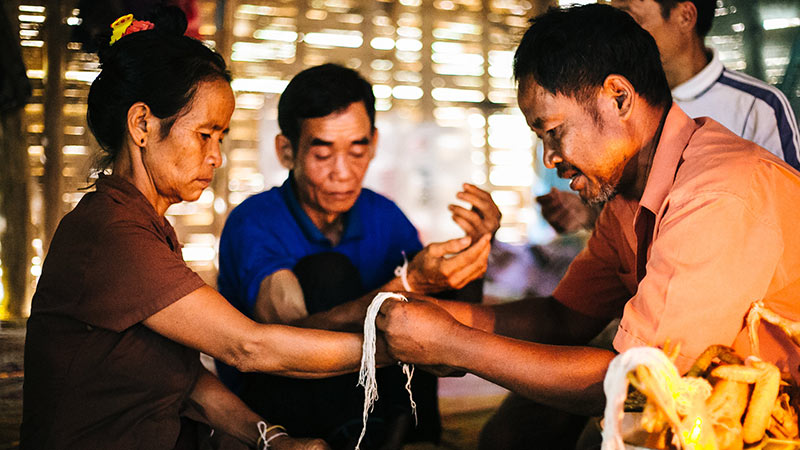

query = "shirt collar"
[95,174,181,251]
[278,173,364,246]
[638,103,698,215]
[671,48,724,102]
[96,174,161,221]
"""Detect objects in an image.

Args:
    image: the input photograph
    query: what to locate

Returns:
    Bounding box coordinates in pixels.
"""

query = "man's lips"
[569,174,586,191]
[326,190,355,199]
[556,163,585,191]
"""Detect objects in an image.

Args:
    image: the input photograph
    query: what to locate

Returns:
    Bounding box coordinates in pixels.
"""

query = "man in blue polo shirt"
[217,63,499,449]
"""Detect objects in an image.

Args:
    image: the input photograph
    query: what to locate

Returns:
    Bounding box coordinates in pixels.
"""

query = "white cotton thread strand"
[257,421,268,450]
[401,363,418,425]
[393,251,412,292]
[356,292,417,450]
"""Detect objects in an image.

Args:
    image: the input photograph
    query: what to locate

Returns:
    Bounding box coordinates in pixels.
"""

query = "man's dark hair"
[278,63,376,152]
[513,4,672,110]
[654,0,715,38]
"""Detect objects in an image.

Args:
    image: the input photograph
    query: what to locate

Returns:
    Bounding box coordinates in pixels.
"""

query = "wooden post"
[0,0,32,321]
[42,0,67,249]
[0,110,31,321]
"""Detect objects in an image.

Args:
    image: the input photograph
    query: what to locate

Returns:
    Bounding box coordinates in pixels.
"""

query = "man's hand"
[376,297,462,367]
[536,188,597,233]
[449,183,502,243]
[406,234,491,293]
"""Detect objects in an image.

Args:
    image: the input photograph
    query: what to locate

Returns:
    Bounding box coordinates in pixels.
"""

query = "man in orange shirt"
[376,4,800,448]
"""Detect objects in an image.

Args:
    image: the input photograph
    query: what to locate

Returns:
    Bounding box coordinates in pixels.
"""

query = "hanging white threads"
[393,251,412,292]
[356,292,417,450]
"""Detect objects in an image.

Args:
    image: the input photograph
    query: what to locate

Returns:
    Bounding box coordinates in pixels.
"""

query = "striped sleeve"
[718,69,800,170]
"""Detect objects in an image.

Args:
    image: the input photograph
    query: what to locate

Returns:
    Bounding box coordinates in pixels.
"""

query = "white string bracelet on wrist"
[393,251,412,292]
[257,421,288,450]
[356,292,417,450]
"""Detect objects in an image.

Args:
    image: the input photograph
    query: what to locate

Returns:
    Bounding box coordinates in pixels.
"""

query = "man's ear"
[673,1,698,34]
[368,127,379,160]
[603,75,634,120]
[275,134,295,170]
[127,102,152,147]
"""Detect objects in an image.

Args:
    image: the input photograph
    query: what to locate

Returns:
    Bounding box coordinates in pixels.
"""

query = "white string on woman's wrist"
[393,251,412,292]
[257,421,288,450]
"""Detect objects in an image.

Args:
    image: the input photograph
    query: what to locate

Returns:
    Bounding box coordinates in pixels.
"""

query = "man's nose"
[542,145,563,169]
[331,154,353,179]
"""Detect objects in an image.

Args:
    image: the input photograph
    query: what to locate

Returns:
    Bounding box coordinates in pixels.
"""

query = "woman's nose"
[208,143,223,168]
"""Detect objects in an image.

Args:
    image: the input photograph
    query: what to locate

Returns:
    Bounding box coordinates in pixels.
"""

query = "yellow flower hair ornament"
[109,14,155,45]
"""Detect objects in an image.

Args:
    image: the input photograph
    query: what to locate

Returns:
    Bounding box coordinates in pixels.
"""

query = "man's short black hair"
[513,4,672,110]
[654,0,715,38]
[277,63,376,152]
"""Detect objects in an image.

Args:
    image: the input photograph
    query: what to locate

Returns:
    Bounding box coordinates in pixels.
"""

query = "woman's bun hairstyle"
[87,6,230,172]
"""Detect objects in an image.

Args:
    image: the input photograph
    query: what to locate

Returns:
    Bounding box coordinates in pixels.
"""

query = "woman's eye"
[200,133,211,140]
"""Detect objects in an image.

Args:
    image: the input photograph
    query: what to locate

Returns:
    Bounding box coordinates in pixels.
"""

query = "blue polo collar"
[278,173,364,246]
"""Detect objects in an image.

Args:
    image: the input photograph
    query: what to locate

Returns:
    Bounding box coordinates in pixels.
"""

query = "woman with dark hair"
[20,8,366,450]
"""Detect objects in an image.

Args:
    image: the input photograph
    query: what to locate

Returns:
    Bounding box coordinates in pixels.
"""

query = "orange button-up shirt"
[553,104,800,378]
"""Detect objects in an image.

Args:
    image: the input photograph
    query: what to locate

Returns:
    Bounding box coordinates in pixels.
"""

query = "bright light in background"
[231,77,289,94]
[303,30,363,48]
[490,166,534,187]
[182,245,216,262]
[253,29,298,42]
[18,14,45,23]
[370,37,395,50]
[19,5,45,12]
[397,26,422,38]
[762,17,800,30]
[432,41,465,53]
[432,53,484,66]
[372,84,392,99]
[393,85,424,100]
[231,42,296,62]
[432,88,484,103]
[395,38,422,52]
[239,4,278,15]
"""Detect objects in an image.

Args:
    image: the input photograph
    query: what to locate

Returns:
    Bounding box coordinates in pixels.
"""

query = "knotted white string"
[356,292,417,450]
[393,251,412,292]
[257,421,268,450]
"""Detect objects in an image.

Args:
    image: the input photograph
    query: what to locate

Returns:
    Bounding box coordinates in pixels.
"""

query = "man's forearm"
[443,325,613,416]
[491,296,611,345]
[291,277,408,331]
